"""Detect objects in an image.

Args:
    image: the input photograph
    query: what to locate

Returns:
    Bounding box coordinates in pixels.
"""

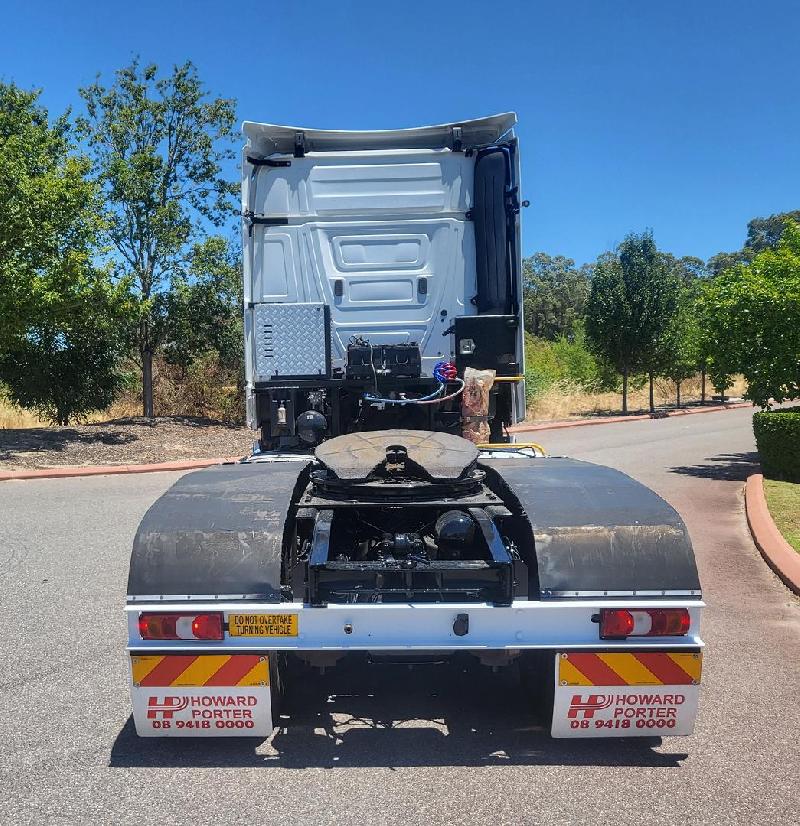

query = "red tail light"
[599,608,635,638]
[138,612,224,641]
[599,608,690,639]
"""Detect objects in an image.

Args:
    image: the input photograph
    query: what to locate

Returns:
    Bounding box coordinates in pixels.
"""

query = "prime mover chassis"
[126,441,705,741]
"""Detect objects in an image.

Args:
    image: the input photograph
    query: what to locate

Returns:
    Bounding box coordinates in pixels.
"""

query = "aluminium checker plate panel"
[252,302,329,380]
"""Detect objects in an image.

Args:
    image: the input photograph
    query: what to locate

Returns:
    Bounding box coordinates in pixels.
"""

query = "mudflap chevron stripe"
[131,654,269,687]
[558,652,702,686]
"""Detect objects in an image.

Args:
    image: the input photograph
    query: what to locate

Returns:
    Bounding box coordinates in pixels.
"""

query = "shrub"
[152,354,244,422]
[753,407,800,481]
[523,326,617,404]
[0,326,127,425]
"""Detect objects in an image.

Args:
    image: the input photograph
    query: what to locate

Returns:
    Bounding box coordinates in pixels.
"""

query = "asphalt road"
[1,407,798,825]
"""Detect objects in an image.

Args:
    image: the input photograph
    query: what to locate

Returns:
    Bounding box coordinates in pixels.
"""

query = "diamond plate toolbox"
[252,302,330,380]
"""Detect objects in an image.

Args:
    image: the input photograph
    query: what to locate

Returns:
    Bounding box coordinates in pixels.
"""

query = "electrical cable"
[363,360,464,406]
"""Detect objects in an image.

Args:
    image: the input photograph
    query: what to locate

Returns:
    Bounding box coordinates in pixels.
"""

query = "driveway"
[0,406,797,825]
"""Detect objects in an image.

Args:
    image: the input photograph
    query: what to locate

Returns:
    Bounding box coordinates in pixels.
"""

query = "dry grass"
[0,396,141,429]
[0,400,46,429]
[2,373,749,430]
[526,374,748,422]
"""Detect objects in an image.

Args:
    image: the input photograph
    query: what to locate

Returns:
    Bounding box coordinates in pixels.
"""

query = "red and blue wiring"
[363,360,464,405]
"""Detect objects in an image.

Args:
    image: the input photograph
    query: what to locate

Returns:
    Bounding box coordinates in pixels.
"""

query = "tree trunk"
[676,380,681,408]
[142,348,154,418]
[701,366,706,404]
[622,366,628,414]
[648,372,655,414]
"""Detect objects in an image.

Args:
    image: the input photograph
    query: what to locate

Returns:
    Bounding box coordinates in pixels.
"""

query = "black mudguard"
[127,461,310,600]
[480,457,701,596]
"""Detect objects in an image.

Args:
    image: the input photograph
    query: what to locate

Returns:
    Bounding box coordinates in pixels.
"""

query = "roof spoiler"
[242,112,517,157]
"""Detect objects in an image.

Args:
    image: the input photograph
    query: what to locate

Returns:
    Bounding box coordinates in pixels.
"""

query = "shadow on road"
[669,451,759,481]
[0,427,138,461]
[109,659,687,770]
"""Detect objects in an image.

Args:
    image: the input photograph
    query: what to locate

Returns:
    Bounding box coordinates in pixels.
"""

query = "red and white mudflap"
[129,654,273,737]
[551,651,702,738]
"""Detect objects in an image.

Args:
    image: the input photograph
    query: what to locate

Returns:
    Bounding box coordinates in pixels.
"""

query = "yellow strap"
[477,442,546,454]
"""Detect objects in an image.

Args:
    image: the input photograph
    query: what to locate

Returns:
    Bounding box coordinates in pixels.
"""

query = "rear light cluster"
[599,608,690,639]
[138,612,224,641]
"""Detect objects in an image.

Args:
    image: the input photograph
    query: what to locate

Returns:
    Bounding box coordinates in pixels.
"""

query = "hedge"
[753,407,800,482]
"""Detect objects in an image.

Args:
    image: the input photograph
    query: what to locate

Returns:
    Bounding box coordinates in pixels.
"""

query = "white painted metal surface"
[126,599,705,652]
[240,114,525,425]
[242,113,516,155]
[242,151,477,376]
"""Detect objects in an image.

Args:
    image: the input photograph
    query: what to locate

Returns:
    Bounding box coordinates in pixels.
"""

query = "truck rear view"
[126,114,704,741]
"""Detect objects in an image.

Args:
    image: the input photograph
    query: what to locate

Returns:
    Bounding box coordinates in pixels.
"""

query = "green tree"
[661,281,702,407]
[745,211,800,252]
[0,277,131,424]
[706,210,800,275]
[78,59,238,417]
[707,249,753,276]
[585,232,677,413]
[522,253,591,340]
[0,83,101,351]
[159,236,243,372]
[699,220,800,408]
[0,83,131,422]
[661,253,708,283]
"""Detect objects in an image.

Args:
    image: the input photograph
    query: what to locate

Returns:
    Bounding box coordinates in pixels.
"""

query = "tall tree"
[745,210,800,252]
[661,253,709,283]
[707,249,753,276]
[707,210,800,275]
[585,232,677,413]
[78,60,238,417]
[522,253,591,340]
[660,281,702,408]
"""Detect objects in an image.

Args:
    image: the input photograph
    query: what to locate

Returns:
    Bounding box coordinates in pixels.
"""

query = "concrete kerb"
[510,401,751,434]
[745,473,800,596]
[0,456,242,482]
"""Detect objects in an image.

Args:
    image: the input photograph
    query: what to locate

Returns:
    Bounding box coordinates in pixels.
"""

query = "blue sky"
[4,0,799,265]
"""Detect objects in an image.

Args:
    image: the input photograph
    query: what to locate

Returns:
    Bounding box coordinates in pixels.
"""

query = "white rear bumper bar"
[126,599,704,652]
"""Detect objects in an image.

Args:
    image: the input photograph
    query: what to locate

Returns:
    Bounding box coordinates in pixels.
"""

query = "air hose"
[364,361,465,406]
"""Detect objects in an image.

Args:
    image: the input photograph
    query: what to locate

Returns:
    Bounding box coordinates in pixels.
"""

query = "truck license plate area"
[130,654,272,737]
[551,651,702,738]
